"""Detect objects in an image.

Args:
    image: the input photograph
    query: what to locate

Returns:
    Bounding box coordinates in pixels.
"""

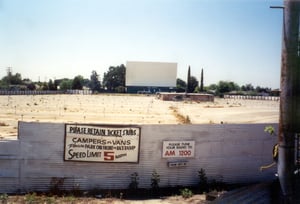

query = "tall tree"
[59,79,73,90]
[103,64,125,92]
[176,78,186,92]
[241,83,254,92]
[89,70,101,93]
[189,76,199,93]
[186,66,191,93]
[2,72,22,86]
[217,81,240,95]
[200,68,204,92]
[72,75,84,90]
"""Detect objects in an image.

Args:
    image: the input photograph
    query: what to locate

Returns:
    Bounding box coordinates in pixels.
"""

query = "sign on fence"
[64,124,140,163]
[162,141,195,158]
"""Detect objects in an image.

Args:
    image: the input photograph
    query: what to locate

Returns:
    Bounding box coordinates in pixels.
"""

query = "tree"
[186,66,191,93]
[218,81,230,93]
[255,86,271,94]
[41,82,49,90]
[82,78,90,88]
[1,72,22,86]
[241,83,254,92]
[48,79,56,90]
[190,76,199,93]
[54,80,60,90]
[185,66,199,93]
[59,79,73,90]
[27,83,36,90]
[217,81,240,96]
[200,68,204,92]
[208,83,218,91]
[10,73,23,85]
[89,70,101,93]
[176,78,186,92]
[72,75,84,90]
[103,64,125,92]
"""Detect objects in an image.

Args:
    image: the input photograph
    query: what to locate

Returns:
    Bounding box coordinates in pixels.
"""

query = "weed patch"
[0,122,8,126]
[169,106,191,124]
[180,188,193,198]
[0,193,8,203]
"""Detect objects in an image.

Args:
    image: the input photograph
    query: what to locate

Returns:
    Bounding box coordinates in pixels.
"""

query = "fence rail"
[0,90,92,95]
[224,95,279,101]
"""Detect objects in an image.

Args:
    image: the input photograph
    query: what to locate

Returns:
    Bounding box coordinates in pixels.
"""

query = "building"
[126,61,177,93]
[157,92,214,102]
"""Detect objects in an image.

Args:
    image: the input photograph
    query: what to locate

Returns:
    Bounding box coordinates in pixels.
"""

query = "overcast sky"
[0,0,283,88]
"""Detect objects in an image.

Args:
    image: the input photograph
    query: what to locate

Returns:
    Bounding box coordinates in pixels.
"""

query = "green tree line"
[0,65,276,96]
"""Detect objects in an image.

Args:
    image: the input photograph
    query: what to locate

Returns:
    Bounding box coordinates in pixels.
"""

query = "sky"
[0,0,283,88]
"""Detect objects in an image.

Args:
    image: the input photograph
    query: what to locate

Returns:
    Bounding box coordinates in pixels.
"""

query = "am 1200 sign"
[162,141,195,158]
[64,124,140,163]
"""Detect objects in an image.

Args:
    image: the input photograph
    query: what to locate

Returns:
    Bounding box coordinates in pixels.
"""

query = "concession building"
[126,61,177,93]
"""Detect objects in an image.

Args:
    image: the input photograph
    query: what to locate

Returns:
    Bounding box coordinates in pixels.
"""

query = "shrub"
[63,195,75,203]
[71,183,82,196]
[129,172,139,190]
[0,193,8,203]
[198,168,208,192]
[209,176,225,192]
[180,188,193,198]
[25,192,37,204]
[151,169,160,190]
[49,177,65,195]
[264,125,276,136]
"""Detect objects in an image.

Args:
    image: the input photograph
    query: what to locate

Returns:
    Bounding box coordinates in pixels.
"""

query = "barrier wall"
[0,122,278,193]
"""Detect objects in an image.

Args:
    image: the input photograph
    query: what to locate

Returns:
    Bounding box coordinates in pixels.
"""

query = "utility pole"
[276,0,300,202]
[6,67,12,76]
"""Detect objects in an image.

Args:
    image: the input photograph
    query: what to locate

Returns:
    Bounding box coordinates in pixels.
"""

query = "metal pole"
[278,0,300,202]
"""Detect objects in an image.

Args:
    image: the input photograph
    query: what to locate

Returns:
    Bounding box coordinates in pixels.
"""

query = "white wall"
[126,61,177,87]
[0,122,278,193]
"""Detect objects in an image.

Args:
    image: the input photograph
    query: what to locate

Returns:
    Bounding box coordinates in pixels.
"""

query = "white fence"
[224,95,279,101]
[0,90,92,95]
[0,122,278,193]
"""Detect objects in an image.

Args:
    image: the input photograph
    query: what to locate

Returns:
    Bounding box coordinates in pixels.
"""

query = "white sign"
[64,124,140,163]
[168,161,188,168]
[162,141,195,158]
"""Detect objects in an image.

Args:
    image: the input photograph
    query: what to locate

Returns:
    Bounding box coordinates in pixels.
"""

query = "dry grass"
[203,105,224,108]
[0,122,8,126]
[0,192,207,204]
[169,106,191,124]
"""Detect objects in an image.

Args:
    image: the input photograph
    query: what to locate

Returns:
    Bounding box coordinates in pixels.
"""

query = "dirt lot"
[0,94,279,139]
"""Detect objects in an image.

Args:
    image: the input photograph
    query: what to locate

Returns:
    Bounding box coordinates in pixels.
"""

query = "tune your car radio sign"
[64,124,141,163]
